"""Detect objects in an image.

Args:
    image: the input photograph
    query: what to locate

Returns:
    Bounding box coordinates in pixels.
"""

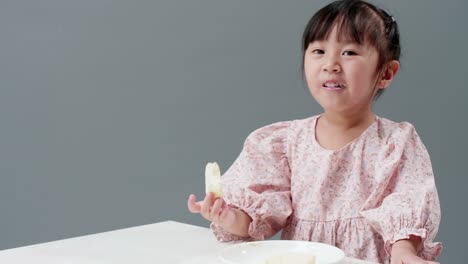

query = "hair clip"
[391,16,396,23]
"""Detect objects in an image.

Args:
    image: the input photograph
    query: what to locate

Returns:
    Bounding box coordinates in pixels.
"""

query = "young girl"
[187,0,442,263]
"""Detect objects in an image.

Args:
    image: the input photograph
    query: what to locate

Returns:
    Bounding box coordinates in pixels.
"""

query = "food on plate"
[264,253,316,264]
[205,162,223,198]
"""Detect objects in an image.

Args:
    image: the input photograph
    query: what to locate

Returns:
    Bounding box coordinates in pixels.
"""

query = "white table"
[0,221,378,263]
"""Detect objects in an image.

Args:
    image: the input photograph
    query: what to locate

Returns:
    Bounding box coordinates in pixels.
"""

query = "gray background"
[0,0,466,263]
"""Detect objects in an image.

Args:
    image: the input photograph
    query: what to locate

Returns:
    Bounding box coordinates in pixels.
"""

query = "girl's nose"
[322,57,341,73]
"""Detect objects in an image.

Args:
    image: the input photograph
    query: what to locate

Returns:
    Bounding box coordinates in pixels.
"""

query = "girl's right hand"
[187,193,237,228]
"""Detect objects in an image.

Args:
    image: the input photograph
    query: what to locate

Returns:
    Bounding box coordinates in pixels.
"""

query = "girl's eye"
[312,49,324,54]
[343,50,357,56]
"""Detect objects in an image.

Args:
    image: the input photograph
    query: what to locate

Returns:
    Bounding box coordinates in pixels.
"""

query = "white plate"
[218,240,345,264]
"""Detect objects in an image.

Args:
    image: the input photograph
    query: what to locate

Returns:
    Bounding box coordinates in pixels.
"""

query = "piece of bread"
[205,162,223,198]
[264,253,316,264]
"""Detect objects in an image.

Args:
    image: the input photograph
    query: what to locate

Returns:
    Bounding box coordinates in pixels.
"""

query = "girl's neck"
[320,110,376,131]
[314,110,377,151]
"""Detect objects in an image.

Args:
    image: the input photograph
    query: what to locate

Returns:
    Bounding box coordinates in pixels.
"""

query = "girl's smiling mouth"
[322,81,346,91]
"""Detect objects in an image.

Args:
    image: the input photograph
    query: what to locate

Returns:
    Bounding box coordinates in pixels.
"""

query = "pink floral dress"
[211,115,442,263]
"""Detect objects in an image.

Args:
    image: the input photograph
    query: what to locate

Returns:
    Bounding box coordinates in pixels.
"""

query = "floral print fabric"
[210,115,442,263]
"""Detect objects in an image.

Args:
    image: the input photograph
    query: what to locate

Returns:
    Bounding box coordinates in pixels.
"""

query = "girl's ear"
[378,60,400,89]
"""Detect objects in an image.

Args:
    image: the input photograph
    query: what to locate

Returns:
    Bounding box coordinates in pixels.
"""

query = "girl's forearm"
[391,236,420,258]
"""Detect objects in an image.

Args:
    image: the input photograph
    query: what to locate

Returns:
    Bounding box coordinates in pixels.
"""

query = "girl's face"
[304,26,382,115]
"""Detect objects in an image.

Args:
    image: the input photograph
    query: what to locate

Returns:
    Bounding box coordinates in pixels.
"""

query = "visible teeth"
[324,82,344,88]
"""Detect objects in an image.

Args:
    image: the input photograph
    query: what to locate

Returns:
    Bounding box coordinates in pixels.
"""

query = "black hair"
[302,0,400,99]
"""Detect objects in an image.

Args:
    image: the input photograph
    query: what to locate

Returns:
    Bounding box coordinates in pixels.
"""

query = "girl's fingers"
[187,194,201,213]
[201,193,214,219]
[188,193,234,226]
[221,206,236,227]
[210,198,225,223]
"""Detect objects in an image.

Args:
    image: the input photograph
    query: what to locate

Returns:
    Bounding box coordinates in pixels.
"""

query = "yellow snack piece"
[205,162,223,198]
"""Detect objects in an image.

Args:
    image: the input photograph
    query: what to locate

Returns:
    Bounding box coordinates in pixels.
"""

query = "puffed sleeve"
[360,123,442,260]
[210,121,293,242]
